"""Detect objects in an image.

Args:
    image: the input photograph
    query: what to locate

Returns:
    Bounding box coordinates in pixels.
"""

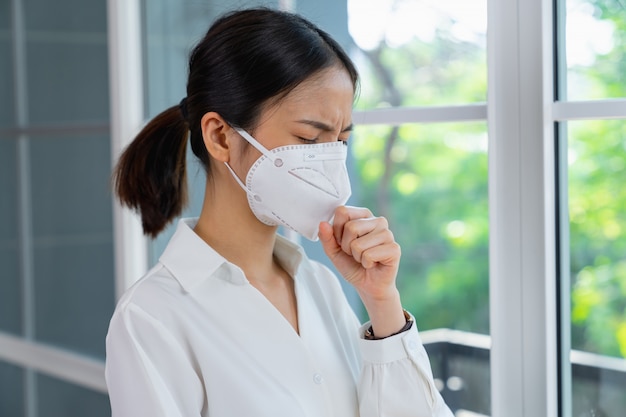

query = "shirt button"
[313,373,324,385]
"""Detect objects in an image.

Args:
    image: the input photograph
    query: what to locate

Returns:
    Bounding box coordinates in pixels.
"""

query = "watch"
[364,309,414,340]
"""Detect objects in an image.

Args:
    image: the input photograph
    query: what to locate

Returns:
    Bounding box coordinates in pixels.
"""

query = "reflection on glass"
[0,361,24,416]
[0,38,13,128]
[22,0,109,125]
[37,372,110,417]
[0,139,21,335]
[567,120,626,416]
[348,0,487,109]
[29,135,115,358]
[564,0,626,100]
[352,122,489,415]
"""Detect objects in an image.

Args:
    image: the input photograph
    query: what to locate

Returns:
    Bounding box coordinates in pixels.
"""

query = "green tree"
[567,0,626,357]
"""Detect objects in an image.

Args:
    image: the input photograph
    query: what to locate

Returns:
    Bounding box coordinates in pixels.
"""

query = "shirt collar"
[158,218,306,292]
[273,231,305,278]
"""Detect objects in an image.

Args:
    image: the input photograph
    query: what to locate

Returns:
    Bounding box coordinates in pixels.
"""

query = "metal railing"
[421,329,626,417]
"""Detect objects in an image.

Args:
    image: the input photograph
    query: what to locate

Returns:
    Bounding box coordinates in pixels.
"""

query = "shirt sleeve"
[356,316,455,417]
[105,303,205,417]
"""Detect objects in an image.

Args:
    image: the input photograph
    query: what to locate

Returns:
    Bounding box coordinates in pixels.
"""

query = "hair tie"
[179,97,189,121]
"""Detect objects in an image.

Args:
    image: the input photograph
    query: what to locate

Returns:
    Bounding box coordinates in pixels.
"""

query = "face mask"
[224,128,352,241]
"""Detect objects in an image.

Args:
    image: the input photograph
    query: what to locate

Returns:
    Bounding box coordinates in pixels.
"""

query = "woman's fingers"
[358,240,401,269]
[346,221,392,264]
[332,206,373,247]
[331,206,398,269]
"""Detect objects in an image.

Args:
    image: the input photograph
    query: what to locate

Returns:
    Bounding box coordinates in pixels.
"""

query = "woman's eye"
[297,137,318,143]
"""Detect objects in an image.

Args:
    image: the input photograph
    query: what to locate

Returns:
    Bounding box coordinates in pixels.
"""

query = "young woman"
[106,8,453,417]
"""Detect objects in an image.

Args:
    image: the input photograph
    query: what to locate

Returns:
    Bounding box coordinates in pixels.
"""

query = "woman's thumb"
[318,221,340,257]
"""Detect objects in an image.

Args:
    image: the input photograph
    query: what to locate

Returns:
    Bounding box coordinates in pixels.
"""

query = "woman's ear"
[200,112,235,162]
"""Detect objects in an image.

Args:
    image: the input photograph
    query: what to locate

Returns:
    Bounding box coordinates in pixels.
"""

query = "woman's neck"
[193,178,280,283]
[195,175,300,334]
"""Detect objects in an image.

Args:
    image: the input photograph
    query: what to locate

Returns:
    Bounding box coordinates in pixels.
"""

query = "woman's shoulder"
[112,263,187,321]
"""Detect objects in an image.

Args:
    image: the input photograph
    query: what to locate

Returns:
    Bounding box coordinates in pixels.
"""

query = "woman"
[106,8,453,417]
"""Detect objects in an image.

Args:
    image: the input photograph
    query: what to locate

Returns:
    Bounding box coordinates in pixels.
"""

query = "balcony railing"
[421,329,626,417]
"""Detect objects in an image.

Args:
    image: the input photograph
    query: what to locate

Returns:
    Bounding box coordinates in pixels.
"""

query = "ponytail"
[113,105,190,238]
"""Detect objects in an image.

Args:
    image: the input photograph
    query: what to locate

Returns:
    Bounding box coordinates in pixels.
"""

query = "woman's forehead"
[272,68,354,121]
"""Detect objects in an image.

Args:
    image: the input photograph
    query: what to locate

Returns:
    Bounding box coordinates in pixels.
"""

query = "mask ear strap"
[224,162,265,203]
[235,128,277,163]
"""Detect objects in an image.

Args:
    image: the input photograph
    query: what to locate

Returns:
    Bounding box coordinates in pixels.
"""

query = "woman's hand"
[319,206,406,338]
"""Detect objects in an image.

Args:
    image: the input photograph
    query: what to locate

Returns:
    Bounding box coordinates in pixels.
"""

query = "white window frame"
[487,1,558,415]
[108,0,149,299]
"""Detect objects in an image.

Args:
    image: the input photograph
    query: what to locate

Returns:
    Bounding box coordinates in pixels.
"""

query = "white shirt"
[105,218,453,417]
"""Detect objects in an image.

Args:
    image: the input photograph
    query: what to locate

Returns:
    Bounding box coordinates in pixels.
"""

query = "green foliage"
[352,121,489,333]
[566,0,626,358]
[572,0,626,100]
[350,2,626,358]
[569,119,626,357]
[351,15,489,333]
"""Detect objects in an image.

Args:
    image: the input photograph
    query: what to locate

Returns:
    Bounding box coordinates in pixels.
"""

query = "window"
[348,1,489,414]
[0,0,112,414]
[558,1,626,415]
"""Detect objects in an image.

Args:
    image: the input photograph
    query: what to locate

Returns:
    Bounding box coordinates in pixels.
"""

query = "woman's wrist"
[360,289,407,339]
[364,309,413,340]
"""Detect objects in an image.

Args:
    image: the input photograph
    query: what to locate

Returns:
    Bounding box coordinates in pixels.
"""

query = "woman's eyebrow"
[297,120,354,132]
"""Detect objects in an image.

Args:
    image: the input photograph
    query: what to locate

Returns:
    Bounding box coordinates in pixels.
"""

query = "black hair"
[113,8,359,237]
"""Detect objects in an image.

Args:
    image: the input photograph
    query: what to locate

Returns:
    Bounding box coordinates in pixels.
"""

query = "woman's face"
[232,66,355,171]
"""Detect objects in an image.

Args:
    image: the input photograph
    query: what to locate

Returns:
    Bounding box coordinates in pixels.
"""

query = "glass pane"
[567,119,626,416]
[0,361,24,417]
[0,1,8,28]
[24,0,107,33]
[33,241,114,358]
[26,39,109,125]
[428,340,490,415]
[30,135,113,237]
[0,138,21,335]
[23,0,109,126]
[143,0,228,116]
[352,122,489,332]
[348,0,487,109]
[564,0,626,100]
[29,135,115,358]
[37,373,110,417]
[351,122,489,413]
[0,3,13,128]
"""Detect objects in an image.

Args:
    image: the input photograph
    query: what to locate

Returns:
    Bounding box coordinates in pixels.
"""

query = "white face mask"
[224,128,352,241]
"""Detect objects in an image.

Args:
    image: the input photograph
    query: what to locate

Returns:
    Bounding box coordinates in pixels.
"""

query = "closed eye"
[297,137,319,143]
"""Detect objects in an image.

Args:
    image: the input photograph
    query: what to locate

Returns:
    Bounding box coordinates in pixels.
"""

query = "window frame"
[487,0,559,415]
[488,1,626,417]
